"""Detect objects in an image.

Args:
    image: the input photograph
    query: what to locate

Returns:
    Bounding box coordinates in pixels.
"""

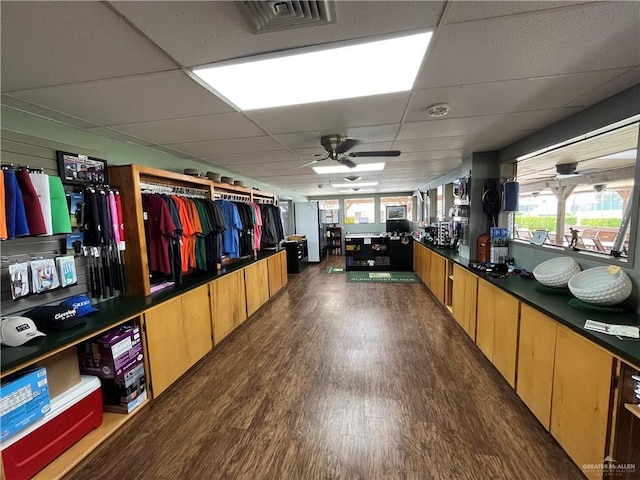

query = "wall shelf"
[624,402,640,420]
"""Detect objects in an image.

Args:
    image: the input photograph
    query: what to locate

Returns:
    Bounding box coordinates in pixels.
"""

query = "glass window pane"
[344,198,375,224]
[380,196,412,222]
[318,199,339,210]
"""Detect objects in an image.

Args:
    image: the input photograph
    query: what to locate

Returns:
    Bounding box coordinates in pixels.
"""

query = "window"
[514,118,638,258]
[344,198,375,224]
[380,196,412,222]
[436,185,443,220]
[319,199,340,223]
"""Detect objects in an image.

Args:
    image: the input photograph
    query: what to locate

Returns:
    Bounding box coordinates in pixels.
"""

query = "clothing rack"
[140,181,208,198]
[1,163,44,173]
[254,197,275,205]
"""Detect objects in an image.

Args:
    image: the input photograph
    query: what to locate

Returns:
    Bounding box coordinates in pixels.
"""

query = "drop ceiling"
[1,1,639,197]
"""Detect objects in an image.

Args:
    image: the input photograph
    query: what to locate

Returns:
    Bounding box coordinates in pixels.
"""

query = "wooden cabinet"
[245,259,269,317]
[475,279,520,387]
[413,242,423,279]
[550,326,614,471]
[429,252,447,305]
[475,279,496,359]
[451,265,478,339]
[143,298,191,397]
[210,269,247,345]
[268,250,288,297]
[180,285,213,366]
[516,304,557,429]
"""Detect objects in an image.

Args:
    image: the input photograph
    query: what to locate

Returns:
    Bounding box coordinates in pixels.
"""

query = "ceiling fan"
[299,134,401,169]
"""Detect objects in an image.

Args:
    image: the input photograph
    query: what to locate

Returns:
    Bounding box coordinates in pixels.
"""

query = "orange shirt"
[171,196,195,272]
[183,199,203,270]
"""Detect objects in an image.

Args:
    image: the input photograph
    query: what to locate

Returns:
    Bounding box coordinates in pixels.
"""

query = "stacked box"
[0,367,51,441]
[78,326,146,414]
[102,363,147,414]
[490,227,509,263]
[78,326,143,379]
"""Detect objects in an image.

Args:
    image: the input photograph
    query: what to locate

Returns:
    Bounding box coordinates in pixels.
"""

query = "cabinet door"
[492,288,520,387]
[517,304,557,429]
[475,279,495,360]
[143,297,189,397]
[181,285,213,367]
[551,327,614,469]
[452,265,478,339]
[413,242,422,276]
[245,260,269,317]
[211,270,247,345]
[430,253,446,304]
[279,250,288,288]
[268,253,283,297]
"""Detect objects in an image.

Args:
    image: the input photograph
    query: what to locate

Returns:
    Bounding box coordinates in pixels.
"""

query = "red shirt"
[143,195,176,275]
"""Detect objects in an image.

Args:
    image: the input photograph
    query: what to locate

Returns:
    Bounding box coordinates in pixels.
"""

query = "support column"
[550,185,575,244]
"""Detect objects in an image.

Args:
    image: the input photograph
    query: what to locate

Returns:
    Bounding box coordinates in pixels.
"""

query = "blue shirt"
[216,200,243,258]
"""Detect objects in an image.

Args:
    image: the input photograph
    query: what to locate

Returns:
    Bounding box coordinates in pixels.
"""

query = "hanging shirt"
[0,172,7,240]
[3,169,29,239]
[143,194,176,276]
[114,192,125,248]
[48,175,72,234]
[15,169,47,236]
[28,172,53,235]
[108,191,120,245]
[253,203,262,250]
[216,199,243,258]
[171,196,195,272]
[184,199,203,270]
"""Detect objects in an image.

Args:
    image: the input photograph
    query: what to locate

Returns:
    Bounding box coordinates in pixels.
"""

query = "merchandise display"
[24,305,85,331]
[0,368,50,440]
[8,262,29,300]
[30,258,60,293]
[61,294,98,317]
[56,255,78,288]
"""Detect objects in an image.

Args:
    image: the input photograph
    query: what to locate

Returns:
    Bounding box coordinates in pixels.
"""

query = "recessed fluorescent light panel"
[332,182,379,188]
[338,189,375,193]
[191,31,432,110]
[312,163,385,174]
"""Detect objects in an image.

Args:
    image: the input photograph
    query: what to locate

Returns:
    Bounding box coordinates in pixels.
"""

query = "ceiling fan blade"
[338,158,357,169]
[335,138,361,154]
[297,157,327,168]
[348,150,401,157]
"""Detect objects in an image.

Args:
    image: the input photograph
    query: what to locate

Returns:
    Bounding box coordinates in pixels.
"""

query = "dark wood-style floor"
[66,256,585,480]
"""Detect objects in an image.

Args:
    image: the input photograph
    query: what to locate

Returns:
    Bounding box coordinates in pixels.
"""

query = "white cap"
[0,317,46,347]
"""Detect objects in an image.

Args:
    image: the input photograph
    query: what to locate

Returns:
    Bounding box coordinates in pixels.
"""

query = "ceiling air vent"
[238,1,337,33]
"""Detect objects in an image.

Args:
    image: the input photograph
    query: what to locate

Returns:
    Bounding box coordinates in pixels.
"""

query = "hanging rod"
[140,181,209,198]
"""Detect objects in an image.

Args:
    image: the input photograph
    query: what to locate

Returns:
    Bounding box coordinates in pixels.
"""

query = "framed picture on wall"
[57,151,108,185]
[386,205,407,220]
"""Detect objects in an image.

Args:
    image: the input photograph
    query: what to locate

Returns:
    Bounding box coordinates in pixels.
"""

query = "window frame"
[344,197,376,224]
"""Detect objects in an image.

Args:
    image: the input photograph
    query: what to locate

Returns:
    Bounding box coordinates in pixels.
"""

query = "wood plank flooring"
[65,257,585,480]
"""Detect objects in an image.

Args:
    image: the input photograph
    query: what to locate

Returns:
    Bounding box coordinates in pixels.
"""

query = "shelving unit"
[624,403,640,420]
[326,225,343,255]
[109,165,278,296]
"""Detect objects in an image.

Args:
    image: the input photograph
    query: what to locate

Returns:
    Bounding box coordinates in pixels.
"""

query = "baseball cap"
[60,295,98,317]
[0,317,46,347]
[24,305,86,331]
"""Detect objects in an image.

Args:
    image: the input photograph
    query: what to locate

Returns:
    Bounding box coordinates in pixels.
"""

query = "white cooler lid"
[1,375,101,449]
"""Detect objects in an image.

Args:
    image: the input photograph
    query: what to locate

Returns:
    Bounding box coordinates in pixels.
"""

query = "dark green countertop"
[1,250,281,374]
[417,241,640,368]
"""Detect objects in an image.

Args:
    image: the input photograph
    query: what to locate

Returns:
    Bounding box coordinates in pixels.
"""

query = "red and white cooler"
[1,375,103,480]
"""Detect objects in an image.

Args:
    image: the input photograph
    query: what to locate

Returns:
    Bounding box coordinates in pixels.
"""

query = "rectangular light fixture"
[312,162,385,174]
[332,182,378,188]
[191,31,432,110]
[338,189,375,194]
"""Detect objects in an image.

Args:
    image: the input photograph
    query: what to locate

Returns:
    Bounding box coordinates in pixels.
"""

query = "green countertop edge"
[418,242,640,369]
[1,250,283,374]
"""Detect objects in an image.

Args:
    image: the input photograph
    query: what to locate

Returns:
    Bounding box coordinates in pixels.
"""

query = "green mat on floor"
[347,272,418,283]
[325,266,345,274]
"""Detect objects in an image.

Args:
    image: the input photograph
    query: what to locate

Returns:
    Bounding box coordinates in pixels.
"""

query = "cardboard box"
[35,348,81,400]
[78,326,143,379]
[287,235,306,241]
[0,367,51,441]
[103,389,147,414]
[101,362,146,409]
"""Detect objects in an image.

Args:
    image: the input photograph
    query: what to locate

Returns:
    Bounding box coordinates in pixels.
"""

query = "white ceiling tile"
[8,71,235,126]
[275,125,400,149]
[110,113,264,145]
[397,110,564,141]
[417,2,640,89]
[1,96,100,129]
[83,127,156,147]
[203,150,299,166]
[393,131,537,152]
[391,150,464,162]
[406,69,628,122]
[1,2,175,92]
[248,94,409,134]
[111,1,445,67]
[566,67,640,107]
[444,1,592,24]
[166,136,284,157]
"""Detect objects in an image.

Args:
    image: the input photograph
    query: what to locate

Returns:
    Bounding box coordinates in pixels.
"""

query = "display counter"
[345,233,413,271]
